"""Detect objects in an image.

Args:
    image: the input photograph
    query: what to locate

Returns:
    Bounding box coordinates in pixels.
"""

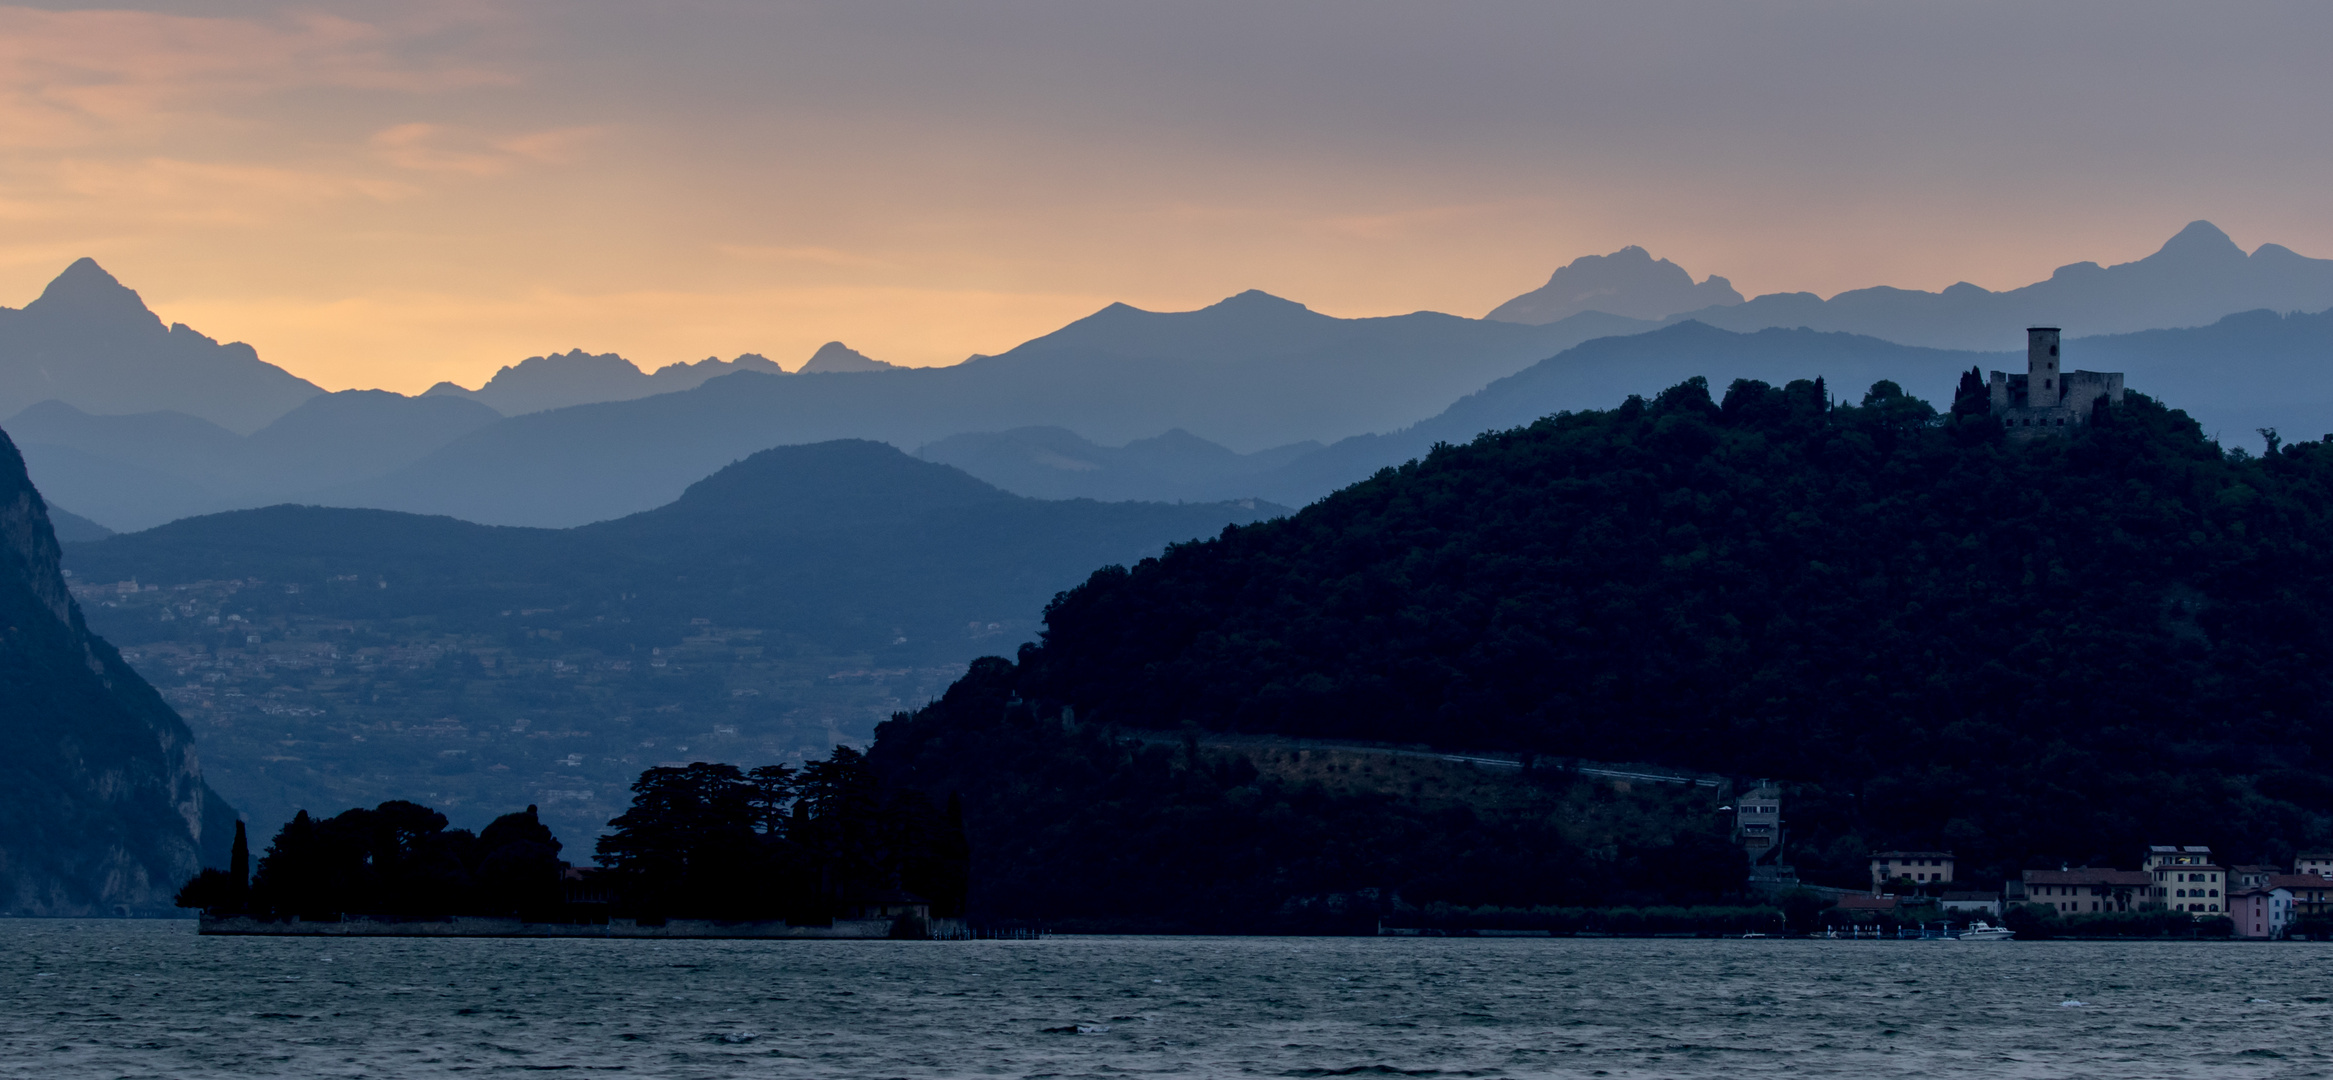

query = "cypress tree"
[229,820,249,888]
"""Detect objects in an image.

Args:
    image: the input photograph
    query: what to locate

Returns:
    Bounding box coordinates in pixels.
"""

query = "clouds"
[0,5,507,147]
[0,1,2329,393]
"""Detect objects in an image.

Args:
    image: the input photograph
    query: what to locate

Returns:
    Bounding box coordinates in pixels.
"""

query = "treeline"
[592,748,967,922]
[180,746,966,923]
[948,376,2333,888]
[176,803,564,919]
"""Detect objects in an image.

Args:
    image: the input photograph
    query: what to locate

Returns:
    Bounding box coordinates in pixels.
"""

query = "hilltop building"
[1989,327,2124,436]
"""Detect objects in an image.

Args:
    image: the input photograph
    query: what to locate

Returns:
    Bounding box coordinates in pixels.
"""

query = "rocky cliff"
[0,424,234,915]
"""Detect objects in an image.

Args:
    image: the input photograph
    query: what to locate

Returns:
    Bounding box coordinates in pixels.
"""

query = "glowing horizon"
[3,2,2328,394]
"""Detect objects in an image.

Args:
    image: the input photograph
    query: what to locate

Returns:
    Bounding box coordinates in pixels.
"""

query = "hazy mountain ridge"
[9,392,506,532]
[1487,245,1744,324]
[928,306,2333,508]
[311,294,1644,527]
[424,349,790,415]
[798,341,896,373]
[1665,221,2333,349]
[916,427,1321,502]
[62,440,1282,842]
[0,425,235,915]
[0,260,323,434]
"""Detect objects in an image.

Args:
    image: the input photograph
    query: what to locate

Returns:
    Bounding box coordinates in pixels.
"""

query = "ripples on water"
[3,920,2330,1078]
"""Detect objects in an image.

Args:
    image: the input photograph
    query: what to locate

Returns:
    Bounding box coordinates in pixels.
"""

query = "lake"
[3,920,2328,1078]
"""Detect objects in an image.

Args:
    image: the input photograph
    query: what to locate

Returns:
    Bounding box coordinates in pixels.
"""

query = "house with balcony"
[2145,845,2225,914]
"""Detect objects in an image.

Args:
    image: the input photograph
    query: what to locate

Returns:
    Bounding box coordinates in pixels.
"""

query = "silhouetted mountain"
[424,349,788,415]
[917,427,1320,502]
[799,341,896,373]
[1487,245,1743,323]
[872,381,2333,923]
[320,293,1645,527]
[0,259,323,433]
[8,392,505,531]
[0,426,235,914]
[1674,222,2333,349]
[63,440,1282,840]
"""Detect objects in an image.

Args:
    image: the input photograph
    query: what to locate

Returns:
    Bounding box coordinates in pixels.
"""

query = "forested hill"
[877,378,2333,895]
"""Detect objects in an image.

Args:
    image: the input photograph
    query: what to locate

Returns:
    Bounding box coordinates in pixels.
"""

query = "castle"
[1989,327,2124,435]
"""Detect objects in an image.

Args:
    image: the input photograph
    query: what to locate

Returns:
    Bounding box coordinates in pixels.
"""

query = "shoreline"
[198,914,975,939]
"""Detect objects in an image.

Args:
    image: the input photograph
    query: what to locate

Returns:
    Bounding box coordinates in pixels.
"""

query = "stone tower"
[1986,327,2122,438]
[2026,327,2061,408]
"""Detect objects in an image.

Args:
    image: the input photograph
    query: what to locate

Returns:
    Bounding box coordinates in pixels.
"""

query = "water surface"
[4,920,2329,1078]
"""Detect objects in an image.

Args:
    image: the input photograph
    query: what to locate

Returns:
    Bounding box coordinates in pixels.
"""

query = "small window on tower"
[2050,345,2059,356]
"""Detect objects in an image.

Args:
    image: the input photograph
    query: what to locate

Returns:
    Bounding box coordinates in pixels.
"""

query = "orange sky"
[3,1,2330,393]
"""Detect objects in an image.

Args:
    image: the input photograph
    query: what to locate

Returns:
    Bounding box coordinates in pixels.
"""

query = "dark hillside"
[0,428,236,914]
[880,379,2333,900]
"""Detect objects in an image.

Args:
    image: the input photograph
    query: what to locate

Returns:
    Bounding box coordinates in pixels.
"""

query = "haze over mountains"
[1487,245,1744,324]
[424,349,789,416]
[0,260,322,434]
[62,441,1279,841]
[1502,221,2333,350]
[6,219,2332,534]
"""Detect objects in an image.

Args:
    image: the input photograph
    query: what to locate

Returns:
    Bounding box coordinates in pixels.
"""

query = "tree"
[475,805,564,916]
[596,762,767,918]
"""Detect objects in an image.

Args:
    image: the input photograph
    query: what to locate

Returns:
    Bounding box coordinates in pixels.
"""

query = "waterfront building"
[2273,873,2333,921]
[2145,846,2225,914]
[2228,886,2294,939]
[1938,891,2001,918]
[2021,867,2150,914]
[2296,852,2333,878]
[1869,851,1955,893]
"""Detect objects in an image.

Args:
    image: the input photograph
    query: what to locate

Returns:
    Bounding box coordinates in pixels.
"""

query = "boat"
[1956,921,2015,941]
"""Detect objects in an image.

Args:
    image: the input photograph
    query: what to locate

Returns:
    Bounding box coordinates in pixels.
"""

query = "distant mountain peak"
[1486,246,1744,325]
[2150,220,2244,263]
[24,257,164,330]
[800,341,896,373]
[1209,290,1313,314]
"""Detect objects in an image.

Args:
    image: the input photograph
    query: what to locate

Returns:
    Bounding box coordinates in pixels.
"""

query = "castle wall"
[1986,327,2120,440]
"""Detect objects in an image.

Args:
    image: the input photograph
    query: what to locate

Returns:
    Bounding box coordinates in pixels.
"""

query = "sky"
[2,0,2330,393]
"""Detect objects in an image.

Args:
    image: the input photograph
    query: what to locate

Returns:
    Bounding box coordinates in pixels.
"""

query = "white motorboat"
[1956,921,2014,941]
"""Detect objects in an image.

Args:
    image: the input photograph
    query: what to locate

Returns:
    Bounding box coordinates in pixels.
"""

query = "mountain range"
[0,426,235,915]
[423,349,790,416]
[1501,221,2333,350]
[915,303,2333,506]
[11,220,2333,534]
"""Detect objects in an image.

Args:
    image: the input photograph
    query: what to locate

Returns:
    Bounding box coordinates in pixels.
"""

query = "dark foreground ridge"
[865,376,2333,931]
[0,425,235,914]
